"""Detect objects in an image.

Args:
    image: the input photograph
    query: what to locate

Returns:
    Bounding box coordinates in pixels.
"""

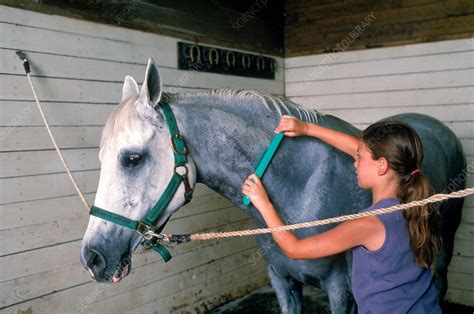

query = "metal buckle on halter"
[171,134,188,155]
[136,221,154,240]
[174,165,193,203]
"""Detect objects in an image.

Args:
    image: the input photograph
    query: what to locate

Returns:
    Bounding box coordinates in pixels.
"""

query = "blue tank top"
[351,198,441,313]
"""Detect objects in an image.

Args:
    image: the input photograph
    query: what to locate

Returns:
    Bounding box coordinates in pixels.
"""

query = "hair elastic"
[410,169,421,176]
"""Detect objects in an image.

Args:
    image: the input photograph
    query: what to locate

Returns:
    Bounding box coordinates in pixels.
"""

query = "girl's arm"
[275,115,359,160]
[242,174,383,259]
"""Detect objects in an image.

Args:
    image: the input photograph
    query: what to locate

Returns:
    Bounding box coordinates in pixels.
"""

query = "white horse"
[81,59,466,313]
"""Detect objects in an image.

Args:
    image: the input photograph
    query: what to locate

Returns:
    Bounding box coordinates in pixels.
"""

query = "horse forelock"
[99,96,145,159]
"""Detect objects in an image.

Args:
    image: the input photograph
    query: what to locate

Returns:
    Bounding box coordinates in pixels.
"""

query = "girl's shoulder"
[364,198,400,212]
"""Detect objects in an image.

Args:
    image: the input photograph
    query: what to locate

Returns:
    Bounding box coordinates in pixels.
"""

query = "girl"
[242,115,441,313]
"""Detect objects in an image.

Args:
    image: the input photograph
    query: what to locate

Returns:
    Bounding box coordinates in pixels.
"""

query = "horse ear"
[139,58,162,107]
[121,76,139,102]
[136,58,164,126]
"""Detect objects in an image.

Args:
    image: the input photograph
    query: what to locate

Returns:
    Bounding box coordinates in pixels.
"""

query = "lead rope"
[16,50,90,210]
[16,50,474,244]
[183,188,474,241]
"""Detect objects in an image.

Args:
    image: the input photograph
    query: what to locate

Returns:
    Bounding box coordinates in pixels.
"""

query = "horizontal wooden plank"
[445,287,474,307]
[2,234,262,311]
[461,207,474,224]
[290,1,474,44]
[0,48,284,85]
[286,0,466,25]
[0,148,100,178]
[0,75,135,103]
[449,255,474,275]
[0,6,285,81]
[453,239,474,258]
[320,104,474,125]
[352,121,473,140]
[0,200,249,256]
[286,14,474,57]
[0,5,181,48]
[285,38,473,68]
[461,140,474,156]
[290,86,474,110]
[286,50,473,83]
[0,193,95,231]
[447,272,474,291]
[286,68,473,97]
[0,21,178,67]
[462,196,473,209]
[444,122,474,139]
[125,266,268,314]
[1,234,260,309]
[1,74,282,104]
[87,248,267,313]
[454,223,474,242]
[1,213,255,282]
[0,126,102,151]
[0,170,99,205]
[0,183,219,230]
[0,101,114,127]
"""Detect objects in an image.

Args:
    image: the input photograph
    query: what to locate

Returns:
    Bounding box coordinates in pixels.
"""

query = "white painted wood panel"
[285,37,474,306]
[1,222,257,309]
[286,51,473,83]
[286,68,472,97]
[285,38,473,68]
[0,5,282,313]
[292,86,473,110]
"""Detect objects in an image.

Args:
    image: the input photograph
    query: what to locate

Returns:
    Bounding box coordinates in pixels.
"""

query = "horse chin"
[105,236,143,284]
[112,261,131,283]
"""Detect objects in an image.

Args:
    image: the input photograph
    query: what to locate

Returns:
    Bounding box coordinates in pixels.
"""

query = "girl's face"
[354,141,381,189]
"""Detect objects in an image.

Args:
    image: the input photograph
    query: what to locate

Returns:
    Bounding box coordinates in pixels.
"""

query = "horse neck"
[169,95,284,215]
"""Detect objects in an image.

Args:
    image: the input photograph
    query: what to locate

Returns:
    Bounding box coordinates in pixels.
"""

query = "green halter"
[89,100,193,262]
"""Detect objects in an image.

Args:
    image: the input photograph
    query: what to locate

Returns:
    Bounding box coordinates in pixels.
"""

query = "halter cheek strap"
[89,100,193,262]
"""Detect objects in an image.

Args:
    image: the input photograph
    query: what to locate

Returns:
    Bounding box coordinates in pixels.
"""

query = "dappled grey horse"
[80,59,466,313]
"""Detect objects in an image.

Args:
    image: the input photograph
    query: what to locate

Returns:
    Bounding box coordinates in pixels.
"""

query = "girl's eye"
[123,153,143,168]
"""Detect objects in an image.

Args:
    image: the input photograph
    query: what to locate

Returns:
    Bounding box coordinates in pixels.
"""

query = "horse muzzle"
[81,245,132,283]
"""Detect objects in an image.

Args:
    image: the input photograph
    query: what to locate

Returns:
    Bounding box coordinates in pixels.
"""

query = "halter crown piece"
[89,99,193,262]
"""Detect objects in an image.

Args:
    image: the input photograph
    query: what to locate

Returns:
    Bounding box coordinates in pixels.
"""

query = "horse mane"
[100,88,323,155]
[168,88,323,124]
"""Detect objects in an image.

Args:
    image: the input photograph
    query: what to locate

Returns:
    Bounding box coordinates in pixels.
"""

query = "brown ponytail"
[362,121,440,268]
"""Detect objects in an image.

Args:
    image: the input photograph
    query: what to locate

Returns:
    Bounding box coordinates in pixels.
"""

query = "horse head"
[80,59,197,283]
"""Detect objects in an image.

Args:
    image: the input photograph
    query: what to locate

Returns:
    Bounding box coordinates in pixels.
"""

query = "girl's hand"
[242,174,271,211]
[275,115,308,137]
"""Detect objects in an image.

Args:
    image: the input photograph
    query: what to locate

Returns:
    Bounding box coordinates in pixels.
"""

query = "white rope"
[188,187,474,241]
[25,70,90,210]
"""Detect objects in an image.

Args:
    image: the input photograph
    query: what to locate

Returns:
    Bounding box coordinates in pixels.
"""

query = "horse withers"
[80,59,466,313]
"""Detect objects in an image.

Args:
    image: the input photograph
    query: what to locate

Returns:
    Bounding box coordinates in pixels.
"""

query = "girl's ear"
[377,157,389,176]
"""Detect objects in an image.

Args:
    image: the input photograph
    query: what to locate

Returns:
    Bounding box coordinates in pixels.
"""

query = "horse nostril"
[84,248,107,280]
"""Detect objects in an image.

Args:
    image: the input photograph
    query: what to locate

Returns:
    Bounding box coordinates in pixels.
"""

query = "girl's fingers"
[249,174,261,185]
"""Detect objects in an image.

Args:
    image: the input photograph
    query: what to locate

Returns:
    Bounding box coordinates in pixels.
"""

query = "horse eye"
[123,153,143,168]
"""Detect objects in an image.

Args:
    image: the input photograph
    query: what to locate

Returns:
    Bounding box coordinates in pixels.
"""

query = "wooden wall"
[0,6,284,312]
[0,0,284,56]
[285,37,474,306]
[285,0,474,57]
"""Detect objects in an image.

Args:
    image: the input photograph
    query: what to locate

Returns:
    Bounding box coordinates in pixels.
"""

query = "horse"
[80,59,466,313]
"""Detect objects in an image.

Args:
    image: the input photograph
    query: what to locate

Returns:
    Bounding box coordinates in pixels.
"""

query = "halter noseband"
[89,99,193,262]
